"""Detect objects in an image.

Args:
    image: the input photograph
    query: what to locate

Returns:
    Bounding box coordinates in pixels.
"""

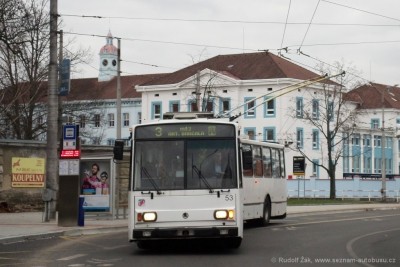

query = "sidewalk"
[1,203,399,244]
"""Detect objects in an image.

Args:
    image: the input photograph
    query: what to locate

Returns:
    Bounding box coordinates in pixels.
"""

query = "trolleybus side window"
[253,146,263,177]
[279,150,286,178]
[262,147,272,178]
[242,144,253,177]
[271,148,281,178]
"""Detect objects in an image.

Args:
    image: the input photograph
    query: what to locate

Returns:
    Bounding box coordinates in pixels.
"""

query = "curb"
[0,226,127,245]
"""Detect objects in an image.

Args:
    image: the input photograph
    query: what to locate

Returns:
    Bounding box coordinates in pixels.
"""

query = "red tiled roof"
[140,52,322,86]
[60,73,167,102]
[344,82,400,109]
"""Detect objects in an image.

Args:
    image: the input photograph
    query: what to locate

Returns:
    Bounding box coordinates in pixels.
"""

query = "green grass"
[287,198,378,206]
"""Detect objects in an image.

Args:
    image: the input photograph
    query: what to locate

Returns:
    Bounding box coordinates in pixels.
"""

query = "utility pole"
[58,30,63,141]
[45,0,59,221]
[116,38,121,140]
[115,38,121,218]
[381,89,386,202]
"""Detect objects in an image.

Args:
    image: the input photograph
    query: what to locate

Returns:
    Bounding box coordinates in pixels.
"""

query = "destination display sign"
[135,123,235,139]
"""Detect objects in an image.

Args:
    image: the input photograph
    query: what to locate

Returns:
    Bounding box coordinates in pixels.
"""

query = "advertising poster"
[80,159,111,212]
[11,157,46,188]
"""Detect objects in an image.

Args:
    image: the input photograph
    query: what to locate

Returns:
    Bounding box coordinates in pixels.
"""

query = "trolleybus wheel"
[226,237,242,249]
[261,197,271,226]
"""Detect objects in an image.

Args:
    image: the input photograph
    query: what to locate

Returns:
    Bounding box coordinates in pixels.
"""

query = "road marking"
[57,254,86,261]
[272,213,400,229]
[346,228,400,267]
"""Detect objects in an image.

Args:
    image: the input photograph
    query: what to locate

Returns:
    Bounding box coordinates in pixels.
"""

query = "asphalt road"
[1,209,399,267]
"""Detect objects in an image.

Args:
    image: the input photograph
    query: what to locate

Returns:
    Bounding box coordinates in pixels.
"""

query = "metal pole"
[114,38,121,218]
[116,38,121,140]
[58,30,63,141]
[381,89,386,202]
[45,0,59,221]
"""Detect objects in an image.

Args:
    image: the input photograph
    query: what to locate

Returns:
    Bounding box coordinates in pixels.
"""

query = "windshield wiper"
[141,167,162,195]
[192,164,214,193]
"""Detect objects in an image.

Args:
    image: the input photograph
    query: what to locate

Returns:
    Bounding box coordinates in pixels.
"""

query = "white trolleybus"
[114,114,287,249]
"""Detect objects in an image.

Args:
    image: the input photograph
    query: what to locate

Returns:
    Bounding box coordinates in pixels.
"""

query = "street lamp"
[381,84,398,202]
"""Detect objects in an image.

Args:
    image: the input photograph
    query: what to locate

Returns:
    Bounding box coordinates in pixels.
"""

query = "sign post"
[58,124,81,227]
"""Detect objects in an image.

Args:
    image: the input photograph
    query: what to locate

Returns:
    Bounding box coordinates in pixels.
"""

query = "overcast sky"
[58,0,400,87]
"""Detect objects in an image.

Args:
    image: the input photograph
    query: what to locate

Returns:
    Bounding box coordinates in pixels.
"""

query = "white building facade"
[56,43,400,180]
[136,52,354,179]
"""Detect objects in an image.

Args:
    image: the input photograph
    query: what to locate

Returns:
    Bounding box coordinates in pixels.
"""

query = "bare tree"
[290,61,362,199]
[0,0,91,140]
[187,69,231,113]
[0,0,50,139]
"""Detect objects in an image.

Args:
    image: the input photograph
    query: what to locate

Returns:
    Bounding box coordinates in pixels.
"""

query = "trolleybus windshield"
[133,124,237,191]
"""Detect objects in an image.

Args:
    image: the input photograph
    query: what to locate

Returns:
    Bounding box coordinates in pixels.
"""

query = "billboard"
[11,157,46,188]
[79,159,111,212]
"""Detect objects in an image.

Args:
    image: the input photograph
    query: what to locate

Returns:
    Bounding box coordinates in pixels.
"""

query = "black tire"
[260,197,271,226]
[273,212,287,219]
[226,237,242,249]
[137,240,151,249]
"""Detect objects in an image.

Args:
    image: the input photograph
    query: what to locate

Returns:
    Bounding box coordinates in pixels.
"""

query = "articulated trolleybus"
[115,114,287,249]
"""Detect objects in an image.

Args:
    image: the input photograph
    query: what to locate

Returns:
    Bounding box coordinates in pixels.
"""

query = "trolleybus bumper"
[133,227,239,239]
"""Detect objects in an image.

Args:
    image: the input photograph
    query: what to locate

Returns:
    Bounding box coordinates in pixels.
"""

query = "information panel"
[135,123,235,139]
[293,156,305,176]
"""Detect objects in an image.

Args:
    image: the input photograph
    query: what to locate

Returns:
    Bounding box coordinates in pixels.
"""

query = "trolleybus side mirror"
[113,139,125,160]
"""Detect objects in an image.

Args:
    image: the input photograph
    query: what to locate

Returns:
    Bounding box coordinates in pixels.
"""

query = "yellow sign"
[11,157,46,187]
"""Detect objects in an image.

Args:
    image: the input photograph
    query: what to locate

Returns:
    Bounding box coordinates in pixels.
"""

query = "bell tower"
[98,31,118,82]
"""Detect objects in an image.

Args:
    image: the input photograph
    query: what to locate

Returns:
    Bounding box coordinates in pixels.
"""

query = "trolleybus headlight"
[142,212,157,222]
[214,209,235,220]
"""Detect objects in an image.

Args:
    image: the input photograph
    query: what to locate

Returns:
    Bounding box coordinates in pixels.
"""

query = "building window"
[138,112,142,124]
[107,139,115,146]
[374,135,381,147]
[123,113,129,127]
[352,134,360,146]
[222,99,230,112]
[169,101,180,112]
[363,156,371,173]
[62,115,73,124]
[205,99,213,112]
[374,158,381,174]
[244,128,256,140]
[244,97,256,118]
[312,160,319,177]
[94,114,101,128]
[352,155,360,172]
[264,97,275,117]
[151,102,162,119]
[363,134,371,146]
[297,128,304,148]
[312,99,319,119]
[296,97,303,118]
[264,127,275,142]
[189,100,198,112]
[79,115,86,128]
[108,113,115,127]
[312,130,319,149]
[371,119,379,129]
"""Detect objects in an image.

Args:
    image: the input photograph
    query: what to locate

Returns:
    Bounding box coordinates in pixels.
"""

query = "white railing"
[287,177,400,201]
[288,189,400,202]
